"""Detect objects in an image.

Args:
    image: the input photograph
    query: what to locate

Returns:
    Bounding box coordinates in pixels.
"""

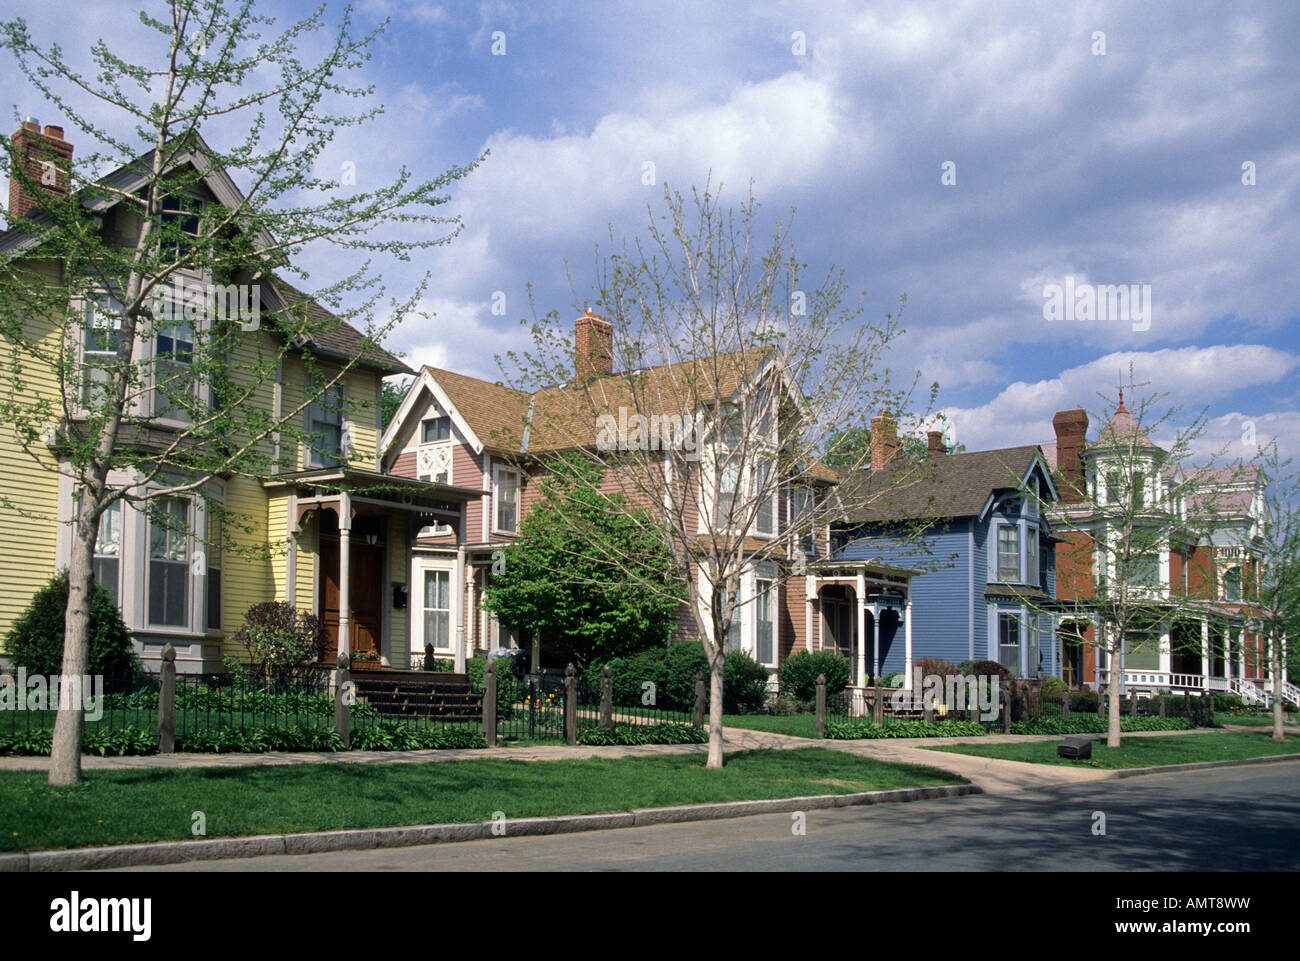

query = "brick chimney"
[1052,407,1089,503]
[7,120,73,222]
[574,308,613,381]
[927,430,946,458]
[870,410,899,469]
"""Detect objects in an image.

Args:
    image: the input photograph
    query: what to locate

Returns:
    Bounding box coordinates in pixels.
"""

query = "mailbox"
[392,583,408,610]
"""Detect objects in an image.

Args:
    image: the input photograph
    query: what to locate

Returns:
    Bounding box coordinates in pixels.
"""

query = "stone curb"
[0,783,978,871]
[1112,752,1300,778]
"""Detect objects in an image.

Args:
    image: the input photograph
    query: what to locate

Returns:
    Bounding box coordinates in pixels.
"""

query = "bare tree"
[496,184,933,768]
[1040,372,1239,748]
[0,0,480,784]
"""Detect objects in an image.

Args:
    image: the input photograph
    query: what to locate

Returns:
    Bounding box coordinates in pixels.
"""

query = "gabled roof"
[384,347,779,459]
[834,445,1051,525]
[1,131,408,375]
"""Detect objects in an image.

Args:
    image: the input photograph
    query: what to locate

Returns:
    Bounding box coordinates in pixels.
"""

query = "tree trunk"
[1107,655,1122,749]
[1272,631,1285,743]
[49,522,96,785]
[706,651,725,768]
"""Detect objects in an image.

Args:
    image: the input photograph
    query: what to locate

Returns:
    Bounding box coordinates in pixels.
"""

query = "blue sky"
[4,0,1298,464]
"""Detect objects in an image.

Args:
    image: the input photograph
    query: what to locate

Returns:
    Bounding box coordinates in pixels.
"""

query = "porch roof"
[265,468,486,528]
[810,558,920,580]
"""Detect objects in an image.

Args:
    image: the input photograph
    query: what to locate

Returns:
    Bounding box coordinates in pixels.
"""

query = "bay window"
[82,295,124,408]
[93,499,122,605]
[998,613,1021,675]
[754,461,773,535]
[755,577,775,665]
[154,321,194,422]
[791,486,815,555]
[715,460,740,528]
[997,525,1020,581]
[1025,529,1038,587]
[307,383,344,468]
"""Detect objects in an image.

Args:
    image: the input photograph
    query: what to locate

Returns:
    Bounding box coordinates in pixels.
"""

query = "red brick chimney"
[927,430,946,458]
[574,308,613,381]
[1052,408,1089,503]
[7,120,73,222]
[870,410,899,469]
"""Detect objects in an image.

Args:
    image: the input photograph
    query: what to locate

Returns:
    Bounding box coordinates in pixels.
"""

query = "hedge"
[824,719,988,739]
[575,723,707,746]
[1009,715,1195,735]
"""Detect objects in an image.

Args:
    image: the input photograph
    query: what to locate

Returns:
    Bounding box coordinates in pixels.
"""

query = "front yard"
[925,730,1300,770]
[0,747,964,852]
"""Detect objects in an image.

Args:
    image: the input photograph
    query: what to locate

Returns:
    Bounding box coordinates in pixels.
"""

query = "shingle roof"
[834,445,1044,524]
[425,348,775,455]
[269,278,412,376]
[1092,399,1158,450]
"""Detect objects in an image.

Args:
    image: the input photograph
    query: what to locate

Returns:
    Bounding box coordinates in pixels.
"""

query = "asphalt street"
[117,760,1300,871]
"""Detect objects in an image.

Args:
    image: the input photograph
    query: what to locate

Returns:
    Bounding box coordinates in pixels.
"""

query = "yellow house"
[0,121,479,673]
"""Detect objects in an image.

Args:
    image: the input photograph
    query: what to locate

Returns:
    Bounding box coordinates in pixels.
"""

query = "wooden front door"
[320,539,385,659]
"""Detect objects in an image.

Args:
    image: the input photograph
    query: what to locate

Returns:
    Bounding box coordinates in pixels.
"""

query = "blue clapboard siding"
[836,521,974,672]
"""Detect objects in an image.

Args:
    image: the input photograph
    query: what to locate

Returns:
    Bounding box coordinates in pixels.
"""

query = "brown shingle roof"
[835,445,1044,524]
[269,278,413,376]
[425,348,774,454]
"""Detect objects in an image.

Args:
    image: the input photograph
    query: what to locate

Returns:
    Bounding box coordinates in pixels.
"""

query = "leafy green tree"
[480,458,683,669]
[0,0,481,784]
[1249,441,1300,740]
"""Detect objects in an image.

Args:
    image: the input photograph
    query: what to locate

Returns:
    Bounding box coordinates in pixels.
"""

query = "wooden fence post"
[1002,685,1011,734]
[334,653,352,749]
[483,659,497,746]
[815,674,826,738]
[158,643,176,754]
[564,663,577,745]
[873,676,884,725]
[600,664,612,730]
[692,671,706,727]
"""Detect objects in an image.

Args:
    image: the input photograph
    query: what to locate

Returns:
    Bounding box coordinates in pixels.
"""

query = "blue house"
[828,416,1061,685]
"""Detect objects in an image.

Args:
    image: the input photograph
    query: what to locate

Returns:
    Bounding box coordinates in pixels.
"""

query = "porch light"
[365,534,378,547]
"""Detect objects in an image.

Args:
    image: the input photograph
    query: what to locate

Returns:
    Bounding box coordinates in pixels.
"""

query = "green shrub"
[1009,715,1194,735]
[723,649,770,714]
[1070,689,1100,713]
[575,723,706,746]
[780,650,851,701]
[4,570,136,677]
[825,719,986,739]
[423,654,454,672]
[1038,675,1066,702]
[350,722,486,751]
[663,641,709,709]
[231,601,326,682]
[466,657,518,718]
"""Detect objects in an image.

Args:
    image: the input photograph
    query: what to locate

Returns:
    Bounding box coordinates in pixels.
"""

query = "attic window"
[160,194,200,256]
[421,416,451,444]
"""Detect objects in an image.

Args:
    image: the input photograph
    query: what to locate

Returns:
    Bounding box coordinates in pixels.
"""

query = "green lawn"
[926,730,1300,770]
[0,747,963,852]
[1216,712,1296,728]
[721,714,822,737]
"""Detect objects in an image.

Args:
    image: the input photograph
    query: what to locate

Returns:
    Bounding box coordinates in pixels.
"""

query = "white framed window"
[420,415,451,444]
[1025,527,1039,587]
[998,613,1021,675]
[147,497,191,628]
[754,460,774,536]
[307,381,345,468]
[82,294,124,409]
[160,193,200,256]
[153,321,194,422]
[791,486,815,556]
[94,500,123,606]
[715,459,740,528]
[997,525,1020,581]
[1222,564,1242,602]
[494,465,520,534]
[755,575,776,667]
[422,569,452,652]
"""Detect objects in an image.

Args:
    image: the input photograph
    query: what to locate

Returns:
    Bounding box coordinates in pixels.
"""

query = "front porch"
[810,559,916,692]
[264,468,486,672]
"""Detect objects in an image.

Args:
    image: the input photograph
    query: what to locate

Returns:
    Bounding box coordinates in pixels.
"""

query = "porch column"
[904,598,913,690]
[1200,617,1210,690]
[337,493,352,659]
[855,572,867,687]
[453,544,467,674]
[873,607,882,681]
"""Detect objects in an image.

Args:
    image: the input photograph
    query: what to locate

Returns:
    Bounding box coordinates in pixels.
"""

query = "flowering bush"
[231,602,327,682]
